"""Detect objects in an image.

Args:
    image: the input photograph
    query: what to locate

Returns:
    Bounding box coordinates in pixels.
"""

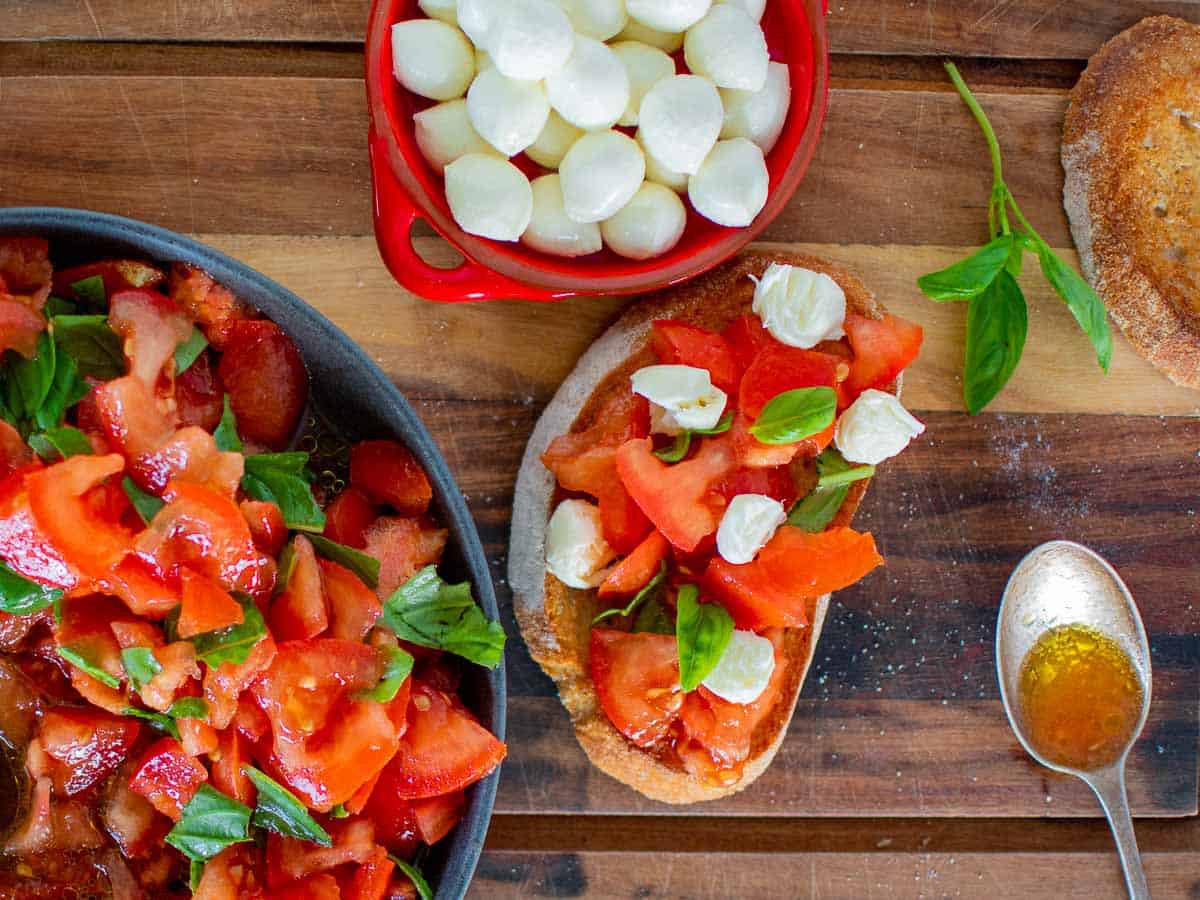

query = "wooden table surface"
[4,2,1200,897]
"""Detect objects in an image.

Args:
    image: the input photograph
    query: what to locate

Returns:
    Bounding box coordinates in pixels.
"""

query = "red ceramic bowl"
[365,0,830,301]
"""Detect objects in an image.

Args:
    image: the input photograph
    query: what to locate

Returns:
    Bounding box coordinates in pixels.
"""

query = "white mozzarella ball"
[716,494,785,565]
[641,141,689,193]
[488,0,575,81]
[701,629,776,704]
[688,137,768,227]
[554,0,628,40]
[684,4,768,91]
[631,364,727,432]
[721,61,791,154]
[444,153,533,240]
[834,390,926,465]
[716,0,765,21]
[523,174,604,257]
[414,99,497,173]
[626,0,711,33]
[391,20,476,102]
[751,263,845,348]
[559,130,645,222]
[616,18,684,52]
[545,499,615,588]
[610,41,675,127]
[457,0,507,46]
[420,0,460,23]
[601,182,686,260]
[466,67,550,155]
[525,110,584,169]
[637,75,723,176]
[545,36,630,130]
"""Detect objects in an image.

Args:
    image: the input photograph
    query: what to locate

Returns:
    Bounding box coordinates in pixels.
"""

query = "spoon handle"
[1088,767,1151,900]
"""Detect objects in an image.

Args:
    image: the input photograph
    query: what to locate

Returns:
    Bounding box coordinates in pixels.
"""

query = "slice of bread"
[1062,15,1200,388]
[508,250,895,803]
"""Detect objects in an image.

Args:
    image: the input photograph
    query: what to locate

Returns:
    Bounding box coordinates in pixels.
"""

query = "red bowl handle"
[367,129,562,303]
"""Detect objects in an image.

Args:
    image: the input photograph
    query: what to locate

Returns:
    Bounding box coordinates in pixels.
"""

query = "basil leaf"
[749,386,837,445]
[166,784,253,862]
[123,476,165,525]
[389,856,433,900]
[917,235,1012,301]
[169,697,210,720]
[653,431,691,463]
[34,352,86,432]
[356,646,415,703]
[329,803,349,819]
[242,454,325,533]
[1005,231,1028,278]
[1034,240,1112,373]
[185,595,267,667]
[307,534,380,588]
[381,566,506,669]
[189,860,205,892]
[121,646,162,689]
[69,275,106,308]
[44,296,78,318]
[632,595,675,635]
[241,766,332,847]
[787,484,850,533]
[57,643,122,689]
[815,448,874,489]
[0,562,61,616]
[675,585,733,692]
[174,329,208,375]
[29,425,93,461]
[213,395,242,452]
[51,315,124,381]
[592,562,667,625]
[122,706,180,739]
[6,332,57,424]
[963,269,1027,415]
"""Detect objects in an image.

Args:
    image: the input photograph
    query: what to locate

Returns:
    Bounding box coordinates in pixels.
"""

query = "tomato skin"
[703,526,884,629]
[0,237,52,307]
[271,535,329,641]
[109,288,193,386]
[0,420,32,479]
[93,374,177,458]
[39,707,141,795]
[178,567,245,638]
[590,629,681,748]
[721,313,776,372]
[363,516,447,600]
[738,344,842,418]
[167,263,251,351]
[274,874,342,900]
[204,632,276,730]
[175,350,225,431]
[218,320,308,450]
[107,552,181,619]
[340,845,396,900]
[241,499,287,557]
[139,640,201,712]
[132,425,241,499]
[0,299,46,358]
[193,845,268,900]
[320,558,382,641]
[361,784,421,859]
[715,464,798,507]
[323,488,376,549]
[129,737,208,820]
[27,453,130,579]
[210,727,256,806]
[266,818,375,887]
[0,465,82,590]
[412,790,466,844]
[597,530,668,599]
[651,320,740,394]
[350,440,433,517]
[842,313,923,400]
[178,717,219,757]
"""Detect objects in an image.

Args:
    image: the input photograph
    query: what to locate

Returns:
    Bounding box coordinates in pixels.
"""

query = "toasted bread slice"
[508,250,895,803]
[1062,15,1200,388]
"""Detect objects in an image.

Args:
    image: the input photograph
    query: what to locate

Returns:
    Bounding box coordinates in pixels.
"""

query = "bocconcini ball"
[525,110,584,169]
[683,4,768,91]
[414,99,497,174]
[611,41,675,127]
[545,36,630,131]
[456,0,505,46]
[466,67,550,156]
[641,141,690,193]
[522,174,604,257]
[559,130,645,223]
[554,0,628,41]
[391,20,476,101]
[626,0,711,33]
[488,0,575,81]
[688,137,768,227]
[720,61,791,154]
[444,153,533,240]
[716,0,765,21]
[637,74,723,175]
[419,0,460,24]
[601,182,687,259]
[616,18,684,52]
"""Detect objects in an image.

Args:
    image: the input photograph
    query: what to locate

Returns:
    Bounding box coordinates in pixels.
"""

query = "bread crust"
[509,250,892,803]
[1062,15,1200,389]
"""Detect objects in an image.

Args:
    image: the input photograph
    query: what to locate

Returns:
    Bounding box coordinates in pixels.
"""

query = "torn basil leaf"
[166,785,253,862]
[381,566,505,669]
[592,562,667,626]
[242,453,325,533]
[242,766,332,847]
[307,534,380,588]
[0,562,62,616]
[185,595,267,667]
[355,646,414,703]
[675,585,733,692]
[121,646,162,690]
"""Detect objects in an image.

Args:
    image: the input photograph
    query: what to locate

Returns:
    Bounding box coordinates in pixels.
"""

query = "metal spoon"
[996,540,1152,900]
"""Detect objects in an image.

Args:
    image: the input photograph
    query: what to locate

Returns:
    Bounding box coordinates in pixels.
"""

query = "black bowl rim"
[0,206,505,900]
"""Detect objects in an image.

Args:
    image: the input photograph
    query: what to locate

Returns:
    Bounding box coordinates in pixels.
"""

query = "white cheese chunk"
[444,153,533,240]
[716,0,765,21]
[601,181,687,260]
[687,137,768,227]
[637,74,724,176]
[487,0,575,81]
[683,4,769,92]
[413,99,497,174]
[716,493,785,565]
[751,263,846,349]
[391,20,477,102]
[834,389,926,465]
[721,61,791,154]
[626,0,711,33]
[522,174,604,257]
[701,629,776,704]
[524,110,584,169]
[420,0,460,25]
[466,67,550,156]
[457,0,507,46]
[554,0,628,40]
[545,499,615,588]
[631,364,727,433]
[558,130,645,223]
[615,18,685,52]
[545,36,630,131]
[611,41,676,127]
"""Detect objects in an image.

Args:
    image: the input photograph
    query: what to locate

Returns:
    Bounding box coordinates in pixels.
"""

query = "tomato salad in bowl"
[0,223,505,898]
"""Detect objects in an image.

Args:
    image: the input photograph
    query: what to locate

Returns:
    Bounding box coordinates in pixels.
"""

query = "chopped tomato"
[251,641,381,737]
[175,350,225,431]
[590,629,681,748]
[241,499,287,557]
[361,785,420,859]
[0,299,46,358]
[193,845,268,900]
[350,440,433,516]
[129,737,208,820]
[728,409,832,469]
[322,487,376,549]
[235,694,272,742]
[27,453,130,578]
[178,568,245,638]
[93,374,177,458]
[721,313,776,372]
[108,553,181,619]
[271,535,328,641]
[55,595,129,695]
[139,641,200,712]
[597,530,668,599]
[110,620,163,650]
[204,633,276,730]
[378,681,505,800]
[210,727,256,806]
[0,237,52,307]
[541,390,650,468]
[738,344,842,418]
[267,819,376,887]
[614,436,734,552]
[321,558,382,641]
[178,717,219,757]
[842,313,923,400]
[38,707,140,795]
[274,874,342,900]
[109,288,193,386]
[412,791,466,844]
[101,758,167,859]
[0,466,82,590]
[703,526,884,629]
[542,442,651,554]
[52,259,165,300]
[69,670,128,716]
[167,263,251,350]
[340,845,395,900]
[131,426,242,498]
[363,516,447,600]
[651,320,740,394]
[0,421,32,479]
[715,464,798,507]
[217,320,308,450]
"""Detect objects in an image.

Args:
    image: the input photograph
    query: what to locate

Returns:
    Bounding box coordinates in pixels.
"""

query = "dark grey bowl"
[0,207,505,899]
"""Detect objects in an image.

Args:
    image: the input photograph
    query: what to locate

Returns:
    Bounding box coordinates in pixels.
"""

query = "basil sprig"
[121,647,162,689]
[166,785,253,862]
[592,562,667,625]
[749,387,836,445]
[917,62,1111,414]
[815,448,874,489]
[675,585,733,692]
[390,856,433,900]
[241,766,332,847]
[123,476,165,525]
[381,566,506,669]
[180,595,267,667]
[308,534,381,588]
[356,646,414,703]
[0,561,62,615]
[652,411,733,463]
[242,453,325,533]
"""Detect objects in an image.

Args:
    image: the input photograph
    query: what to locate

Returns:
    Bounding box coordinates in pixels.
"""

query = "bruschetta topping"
[751,263,847,349]
[715,493,786,565]
[834,389,926,465]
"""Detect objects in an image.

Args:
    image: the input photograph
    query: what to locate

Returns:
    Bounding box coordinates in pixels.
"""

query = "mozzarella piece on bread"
[701,629,776,704]
[631,364,727,432]
[716,494,786,565]
[751,263,846,349]
[546,499,615,588]
[834,389,926,465]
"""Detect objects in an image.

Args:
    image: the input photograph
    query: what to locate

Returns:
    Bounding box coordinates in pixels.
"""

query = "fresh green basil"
[185,595,267,667]
[815,448,874,489]
[50,315,124,381]
[675,585,733,692]
[121,646,162,689]
[174,329,209,375]
[964,269,1027,415]
[33,351,88,432]
[381,566,506,669]
[213,395,242,452]
[57,643,121,689]
[242,453,325,533]
[122,706,180,740]
[787,484,850,533]
[355,646,414,703]
[389,856,433,900]
[652,411,734,463]
[69,275,106,308]
[121,697,210,739]
[0,561,62,615]
[592,562,667,625]
[123,476,165,525]
[241,766,332,847]
[5,332,57,425]
[169,697,210,720]
[330,803,350,819]
[29,425,92,461]
[44,296,78,318]
[307,534,381,588]
[189,860,204,892]
[166,784,253,862]
[633,595,675,635]
[749,386,837,445]
[1035,239,1112,372]
[917,235,1012,301]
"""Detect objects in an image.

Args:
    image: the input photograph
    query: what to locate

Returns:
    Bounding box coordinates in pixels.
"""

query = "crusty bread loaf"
[508,250,893,803]
[1062,15,1200,388]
